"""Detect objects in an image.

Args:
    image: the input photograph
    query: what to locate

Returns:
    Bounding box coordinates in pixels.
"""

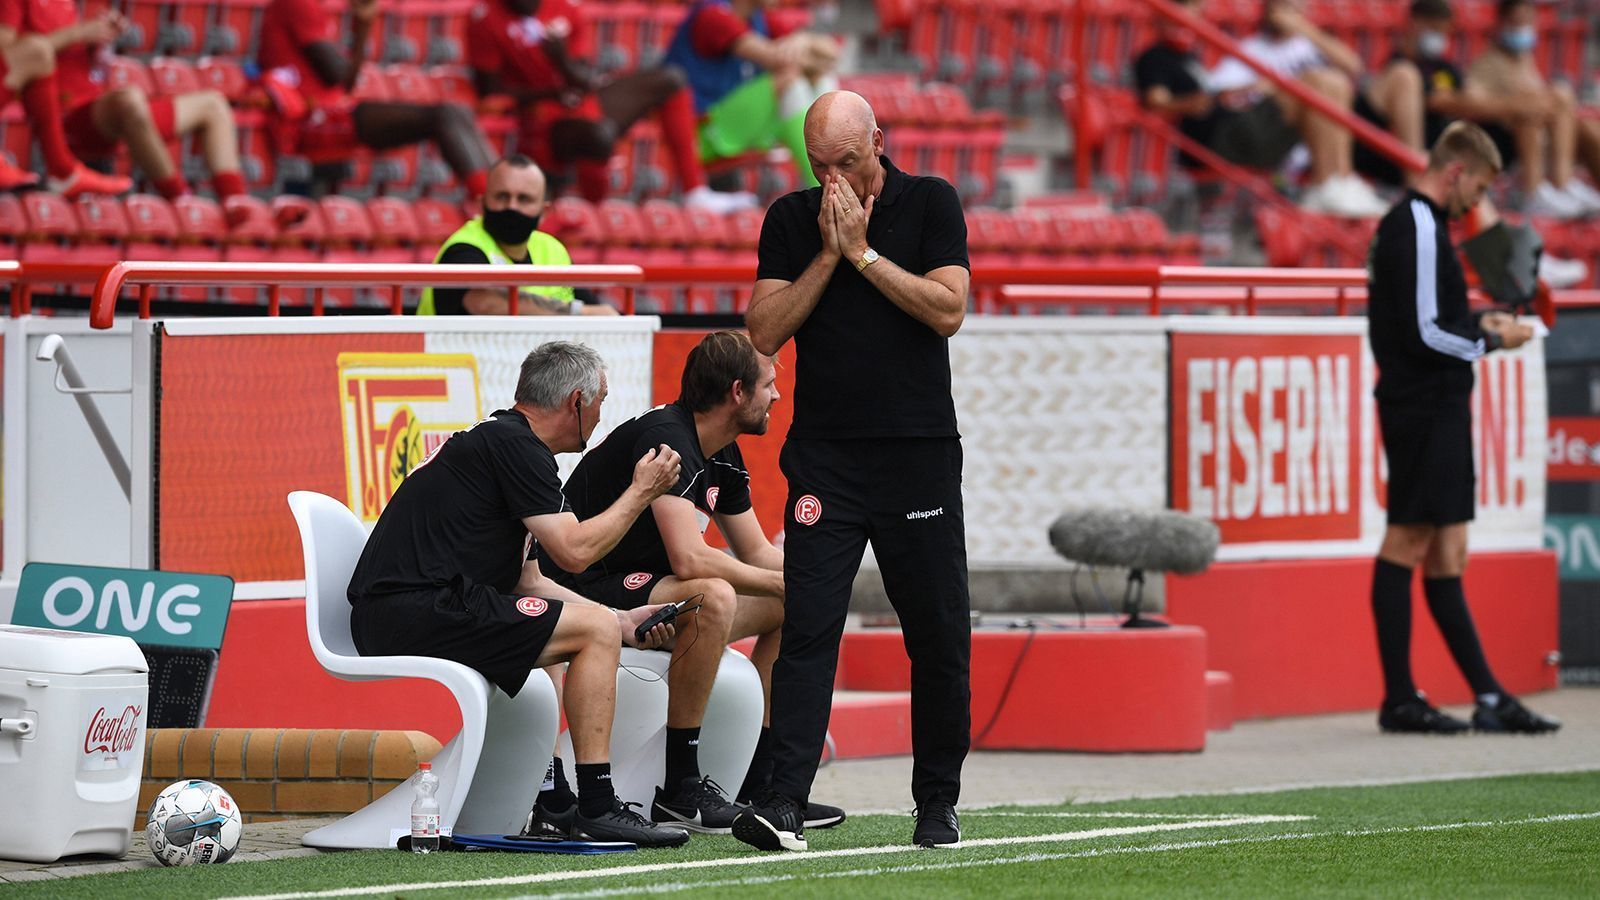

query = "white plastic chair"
[559,647,764,809]
[288,491,560,849]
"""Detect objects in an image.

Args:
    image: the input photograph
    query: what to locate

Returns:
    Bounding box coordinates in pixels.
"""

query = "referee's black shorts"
[350,577,564,697]
[1378,401,1475,526]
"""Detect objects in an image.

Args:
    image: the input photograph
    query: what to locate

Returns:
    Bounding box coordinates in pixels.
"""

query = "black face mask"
[482,206,541,246]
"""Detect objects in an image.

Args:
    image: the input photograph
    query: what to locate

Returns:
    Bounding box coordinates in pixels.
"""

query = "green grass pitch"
[12,770,1598,899]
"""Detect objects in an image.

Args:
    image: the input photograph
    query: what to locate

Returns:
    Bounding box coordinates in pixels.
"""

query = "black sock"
[1371,558,1417,705]
[538,755,576,812]
[738,727,774,802]
[575,762,615,818]
[664,726,702,788]
[1423,575,1503,697]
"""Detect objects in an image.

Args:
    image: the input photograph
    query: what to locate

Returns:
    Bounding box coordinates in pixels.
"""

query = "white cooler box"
[0,624,149,863]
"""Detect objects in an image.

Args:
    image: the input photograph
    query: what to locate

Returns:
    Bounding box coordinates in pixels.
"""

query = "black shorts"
[1212,97,1301,170]
[1379,402,1475,526]
[350,579,564,696]
[547,568,665,611]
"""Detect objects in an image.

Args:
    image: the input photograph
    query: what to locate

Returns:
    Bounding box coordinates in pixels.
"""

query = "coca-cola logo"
[83,704,142,756]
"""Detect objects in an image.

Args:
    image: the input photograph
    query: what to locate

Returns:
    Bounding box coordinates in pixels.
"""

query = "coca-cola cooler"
[0,624,149,862]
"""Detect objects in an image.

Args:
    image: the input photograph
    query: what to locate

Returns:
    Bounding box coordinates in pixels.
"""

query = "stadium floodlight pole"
[1137,0,1428,176]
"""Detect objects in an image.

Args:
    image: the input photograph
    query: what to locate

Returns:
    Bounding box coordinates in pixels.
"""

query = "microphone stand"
[1120,568,1169,629]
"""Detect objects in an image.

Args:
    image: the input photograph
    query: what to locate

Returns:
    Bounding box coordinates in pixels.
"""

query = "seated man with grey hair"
[346,340,689,846]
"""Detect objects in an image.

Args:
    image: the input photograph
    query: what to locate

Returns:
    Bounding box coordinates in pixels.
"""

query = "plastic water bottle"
[410,762,440,854]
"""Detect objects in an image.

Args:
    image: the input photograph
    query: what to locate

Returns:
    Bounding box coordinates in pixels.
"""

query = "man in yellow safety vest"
[420,154,617,315]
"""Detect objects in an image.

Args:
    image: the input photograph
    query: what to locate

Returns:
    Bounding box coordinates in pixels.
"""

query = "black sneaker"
[804,800,847,829]
[732,789,807,851]
[652,776,744,834]
[520,798,576,839]
[1378,695,1470,734]
[913,800,960,848]
[575,798,690,848]
[1472,695,1561,734]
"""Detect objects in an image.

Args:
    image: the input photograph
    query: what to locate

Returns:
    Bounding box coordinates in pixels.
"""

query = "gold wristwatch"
[855,248,880,272]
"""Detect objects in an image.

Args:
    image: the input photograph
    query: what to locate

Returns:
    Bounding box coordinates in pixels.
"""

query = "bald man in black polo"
[733,90,971,853]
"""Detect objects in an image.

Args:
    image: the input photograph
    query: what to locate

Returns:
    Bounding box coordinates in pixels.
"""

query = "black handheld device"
[632,597,702,645]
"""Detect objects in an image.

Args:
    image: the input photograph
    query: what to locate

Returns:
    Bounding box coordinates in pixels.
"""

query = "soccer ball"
[146,780,243,866]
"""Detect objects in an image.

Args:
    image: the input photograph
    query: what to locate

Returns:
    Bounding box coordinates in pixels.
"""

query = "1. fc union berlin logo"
[623,573,654,590]
[516,597,549,617]
[794,494,822,526]
[705,486,720,511]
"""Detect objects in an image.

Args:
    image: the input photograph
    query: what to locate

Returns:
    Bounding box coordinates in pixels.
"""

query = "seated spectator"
[1200,0,1389,216]
[1353,0,1455,188]
[420,154,617,316]
[0,6,231,202]
[1464,0,1600,218]
[663,0,837,190]
[0,31,128,195]
[467,0,754,213]
[259,0,494,197]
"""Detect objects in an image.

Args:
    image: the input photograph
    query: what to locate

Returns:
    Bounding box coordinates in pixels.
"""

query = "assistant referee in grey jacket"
[1366,120,1558,736]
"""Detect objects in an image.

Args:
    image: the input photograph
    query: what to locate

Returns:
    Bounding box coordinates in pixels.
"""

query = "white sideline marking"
[962,811,1267,820]
[223,815,1311,900]
[519,811,1600,900]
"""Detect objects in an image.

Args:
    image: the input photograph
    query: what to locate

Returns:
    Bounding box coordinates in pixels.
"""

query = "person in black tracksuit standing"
[732,90,971,853]
[1366,121,1559,736]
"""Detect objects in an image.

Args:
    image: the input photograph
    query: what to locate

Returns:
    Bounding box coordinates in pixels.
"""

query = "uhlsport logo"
[623,572,654,590]
[516,597,549,617]
[706,486,720,511]
[794,494,822,526]
[340,353,482,522]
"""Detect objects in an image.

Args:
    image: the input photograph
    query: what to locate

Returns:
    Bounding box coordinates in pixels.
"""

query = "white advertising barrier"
[948,318,1170,567]
[1168,317,1545,561]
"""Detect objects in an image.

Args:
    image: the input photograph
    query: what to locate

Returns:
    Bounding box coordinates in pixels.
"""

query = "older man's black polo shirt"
[755,155,969,440]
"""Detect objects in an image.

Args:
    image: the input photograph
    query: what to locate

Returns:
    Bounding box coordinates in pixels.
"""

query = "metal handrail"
[85,261,647,328]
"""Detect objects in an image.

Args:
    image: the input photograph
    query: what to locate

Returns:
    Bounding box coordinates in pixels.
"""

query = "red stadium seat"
[124,193,181,248]
[0,193,23,259]
[383,63,442,105]
[125,194,217,300]
[545,197,604,265]
[72,195,129,265]
[596,199,646,264]
[165,0,212,56]
[411,197,465,260]
[105,58,155,95]
[366,196,422,263]
[682,204,734,265]
[638,199,691,267]
[148,57,203,97]
[20,192,79,264]
[318,197,374,305]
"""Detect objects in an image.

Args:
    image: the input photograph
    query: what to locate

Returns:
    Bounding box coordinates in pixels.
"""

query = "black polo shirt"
[755,155,968,439]
[544,401,752,577]
[347,409,569,599]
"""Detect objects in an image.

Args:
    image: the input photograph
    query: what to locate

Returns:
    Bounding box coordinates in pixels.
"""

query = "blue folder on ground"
[399,834,637,854]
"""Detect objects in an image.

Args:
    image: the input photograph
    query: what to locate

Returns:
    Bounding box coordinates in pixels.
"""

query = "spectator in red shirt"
[259,0,494,197]
[0,30,129,195]
[467,0,754,213]
[0,1,243,204]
